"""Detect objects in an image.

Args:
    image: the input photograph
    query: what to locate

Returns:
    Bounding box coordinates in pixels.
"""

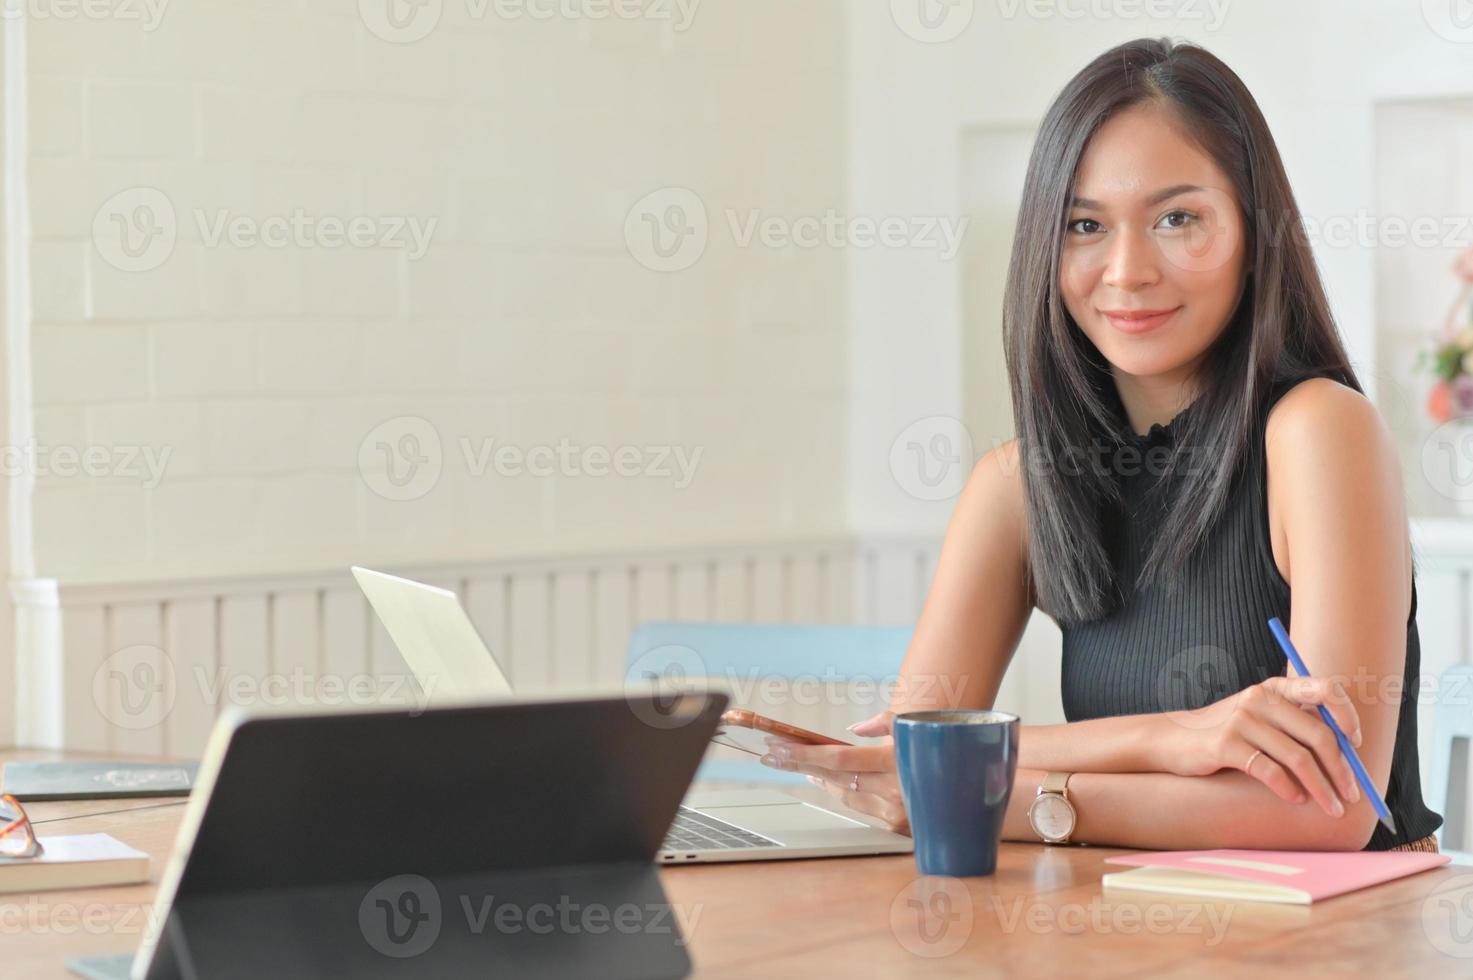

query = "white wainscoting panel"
[1410,519,1473,847]
[53,538,1069,759]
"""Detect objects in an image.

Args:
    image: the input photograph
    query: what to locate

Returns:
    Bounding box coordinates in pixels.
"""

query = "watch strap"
[1041,770,1072,795]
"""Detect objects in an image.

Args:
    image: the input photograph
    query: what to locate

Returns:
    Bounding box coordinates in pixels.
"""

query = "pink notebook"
[1101,848,1450,905]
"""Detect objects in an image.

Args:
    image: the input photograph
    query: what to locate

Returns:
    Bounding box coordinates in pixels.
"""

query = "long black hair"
[1004,37,1361,625]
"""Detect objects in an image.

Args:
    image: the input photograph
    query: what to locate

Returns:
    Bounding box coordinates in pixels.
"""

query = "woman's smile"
[1099,305,1182,336]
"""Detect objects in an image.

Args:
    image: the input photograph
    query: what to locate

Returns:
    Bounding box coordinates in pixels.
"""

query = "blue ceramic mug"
[893,710,1020,876]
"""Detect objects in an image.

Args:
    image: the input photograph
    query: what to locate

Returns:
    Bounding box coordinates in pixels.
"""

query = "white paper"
[0,833,147,865]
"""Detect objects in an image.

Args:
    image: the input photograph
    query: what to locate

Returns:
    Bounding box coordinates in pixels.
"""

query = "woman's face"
[1059,103,1247,385]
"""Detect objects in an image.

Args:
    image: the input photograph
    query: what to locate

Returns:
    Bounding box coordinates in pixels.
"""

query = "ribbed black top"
[1059,377,1441,850]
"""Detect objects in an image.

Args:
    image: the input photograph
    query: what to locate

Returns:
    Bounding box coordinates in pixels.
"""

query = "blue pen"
[1266,617,1396,836]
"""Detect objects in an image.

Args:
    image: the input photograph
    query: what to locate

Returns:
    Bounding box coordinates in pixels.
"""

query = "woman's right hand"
[1168,675,1363,818]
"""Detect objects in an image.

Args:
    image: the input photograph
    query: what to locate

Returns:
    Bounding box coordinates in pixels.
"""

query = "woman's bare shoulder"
[971,437,1026,509]
[953,437,1030,561]
[1263,377,1408,594]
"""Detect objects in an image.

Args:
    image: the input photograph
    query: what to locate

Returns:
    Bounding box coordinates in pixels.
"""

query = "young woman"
[762,38,1442,852]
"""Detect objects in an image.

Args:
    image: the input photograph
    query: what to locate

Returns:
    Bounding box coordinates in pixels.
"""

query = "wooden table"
[3,749,1469,978]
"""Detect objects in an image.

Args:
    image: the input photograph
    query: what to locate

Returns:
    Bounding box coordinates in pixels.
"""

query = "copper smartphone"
[712,709,851,756]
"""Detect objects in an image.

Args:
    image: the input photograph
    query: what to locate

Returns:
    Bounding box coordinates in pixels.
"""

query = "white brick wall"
[27,0,851,584]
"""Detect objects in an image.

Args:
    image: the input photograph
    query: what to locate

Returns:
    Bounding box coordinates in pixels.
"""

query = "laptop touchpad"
[701,802,870,845]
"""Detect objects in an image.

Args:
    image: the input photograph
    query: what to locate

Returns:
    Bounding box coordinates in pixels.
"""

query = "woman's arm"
[884,439,1034,716]
[1015,713,1192,773]
[1002,765,1378,851]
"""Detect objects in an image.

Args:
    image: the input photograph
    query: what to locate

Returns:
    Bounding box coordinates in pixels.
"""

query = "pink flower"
[1453,375,1473,416]
[1431,380,1454,423]
[1456,245,1473,285]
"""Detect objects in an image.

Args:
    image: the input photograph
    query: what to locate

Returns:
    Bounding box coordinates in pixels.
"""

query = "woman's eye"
[1066,218,1101,235]
[1157,209,1196,230]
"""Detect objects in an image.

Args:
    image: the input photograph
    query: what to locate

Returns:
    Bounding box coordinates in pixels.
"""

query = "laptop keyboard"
[662,806,778,851]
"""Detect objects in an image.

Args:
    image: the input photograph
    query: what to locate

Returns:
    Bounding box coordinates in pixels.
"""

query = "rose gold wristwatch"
[1027,771,1077,844]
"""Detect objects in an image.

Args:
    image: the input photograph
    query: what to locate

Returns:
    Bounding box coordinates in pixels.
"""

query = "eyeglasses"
[0,793,42,859]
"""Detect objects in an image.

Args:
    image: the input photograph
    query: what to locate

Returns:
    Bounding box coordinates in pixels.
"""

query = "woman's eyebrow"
[1068,183,1207,210]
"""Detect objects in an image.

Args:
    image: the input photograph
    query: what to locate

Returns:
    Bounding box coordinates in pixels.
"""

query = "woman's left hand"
[758,711,910,836]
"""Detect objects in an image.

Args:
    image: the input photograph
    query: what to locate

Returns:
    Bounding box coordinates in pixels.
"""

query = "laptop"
[70,694,723,980]
[351,566,913,865]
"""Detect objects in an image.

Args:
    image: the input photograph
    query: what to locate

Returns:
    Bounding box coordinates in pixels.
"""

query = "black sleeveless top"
[1058,377,1441,850]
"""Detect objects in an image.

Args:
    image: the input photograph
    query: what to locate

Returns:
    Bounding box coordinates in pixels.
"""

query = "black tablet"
[70,692,725,980]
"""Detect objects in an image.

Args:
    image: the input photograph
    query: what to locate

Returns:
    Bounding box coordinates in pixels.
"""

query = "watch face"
[1030,793,1076,841]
